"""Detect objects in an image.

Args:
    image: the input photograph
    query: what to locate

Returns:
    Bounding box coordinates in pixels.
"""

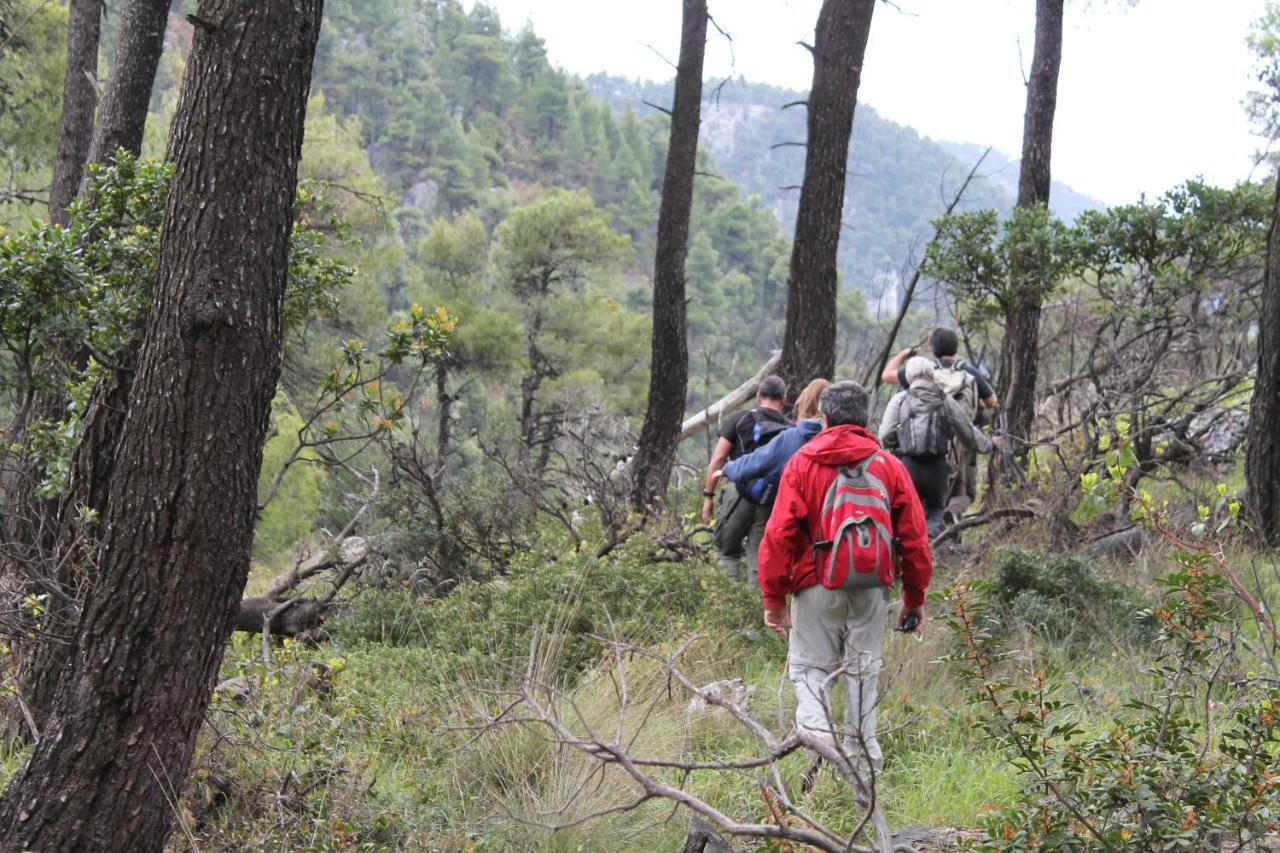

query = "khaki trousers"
[787,583,888,768]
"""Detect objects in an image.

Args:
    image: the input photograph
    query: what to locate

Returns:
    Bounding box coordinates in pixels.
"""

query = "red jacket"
[757,424,932,610]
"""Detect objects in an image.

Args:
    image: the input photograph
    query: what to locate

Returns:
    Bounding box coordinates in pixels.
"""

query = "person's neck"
[757,400,785,413]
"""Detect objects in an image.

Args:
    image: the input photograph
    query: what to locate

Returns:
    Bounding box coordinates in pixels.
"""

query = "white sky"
[469,0,1270,206]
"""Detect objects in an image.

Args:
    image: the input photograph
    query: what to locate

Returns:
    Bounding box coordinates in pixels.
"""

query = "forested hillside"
[303,0,879,399]
[588,74,1013,302]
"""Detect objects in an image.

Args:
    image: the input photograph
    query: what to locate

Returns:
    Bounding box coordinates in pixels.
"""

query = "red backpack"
[812,452,898,590]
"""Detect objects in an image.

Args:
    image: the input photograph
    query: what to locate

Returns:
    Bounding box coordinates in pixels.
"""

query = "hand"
[991,433,1007,451]
[764,607,791,637]
[898,605,925,633]
[897,346,918,360]
[701,496,714,525]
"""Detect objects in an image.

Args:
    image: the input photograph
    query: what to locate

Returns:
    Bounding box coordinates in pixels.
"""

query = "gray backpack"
[896,392,951,458]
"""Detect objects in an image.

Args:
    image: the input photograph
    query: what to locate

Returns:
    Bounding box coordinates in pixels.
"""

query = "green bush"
[949,556,1280,851]
[331,540,762,684]
[991,550,1153,649]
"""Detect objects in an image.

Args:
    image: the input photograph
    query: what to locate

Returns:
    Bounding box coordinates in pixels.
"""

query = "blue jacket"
[723,418,822,504]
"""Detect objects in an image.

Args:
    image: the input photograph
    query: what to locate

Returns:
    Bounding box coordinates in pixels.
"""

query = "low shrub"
[331,539,762,684]
[991,549,1154,649]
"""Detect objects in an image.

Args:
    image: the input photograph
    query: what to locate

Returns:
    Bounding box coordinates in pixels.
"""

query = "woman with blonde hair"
[718,377,830,506]
[791,377,830,421]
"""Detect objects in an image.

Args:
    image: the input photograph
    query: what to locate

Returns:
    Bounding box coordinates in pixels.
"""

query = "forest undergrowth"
[26,509,1251,852]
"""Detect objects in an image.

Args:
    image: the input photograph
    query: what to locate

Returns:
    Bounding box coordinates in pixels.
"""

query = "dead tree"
[0,0,324,846]
[630,0,708,510]
[779,0,876,393]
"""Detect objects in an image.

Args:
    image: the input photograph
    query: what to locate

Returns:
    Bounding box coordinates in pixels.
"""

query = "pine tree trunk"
[0,0,323,848]
[629,0,706,509]
[10,0,174,740]
[996,0,1062,449]
[779,0,875,394]
[48,0,101,225]
[85,0,172,167]
[1246,174,1280,544]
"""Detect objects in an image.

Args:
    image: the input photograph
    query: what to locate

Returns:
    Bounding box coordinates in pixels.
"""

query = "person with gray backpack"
[878,357,994,537]
[881,327,996,518]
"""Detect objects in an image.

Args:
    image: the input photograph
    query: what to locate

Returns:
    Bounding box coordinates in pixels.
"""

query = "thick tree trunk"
[996,0,1063,450]
[779,0,875,394]
[13,0,170,728]
[85,0,171,167]
[48,0,101,225]
[629,0,706,509]
[1246,174,1280,544]
[0,0,323,849]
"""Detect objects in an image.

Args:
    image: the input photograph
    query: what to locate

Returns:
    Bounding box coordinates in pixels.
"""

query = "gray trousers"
[788,584,888,768]
[713,482,770,582]
[946,441,976,517]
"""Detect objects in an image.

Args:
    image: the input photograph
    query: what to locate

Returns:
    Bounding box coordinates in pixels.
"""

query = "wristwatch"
[703,490,715,498]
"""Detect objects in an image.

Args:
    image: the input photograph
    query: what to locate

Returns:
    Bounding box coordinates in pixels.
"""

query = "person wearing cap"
[701,375,790,582]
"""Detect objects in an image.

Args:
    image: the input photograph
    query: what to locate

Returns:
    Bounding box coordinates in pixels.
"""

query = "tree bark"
[0,0,323,848]
[778,0,875,394]
[85,0,172,167]
[629,0,706,509]
[11,0,171,733]
[1247,174,1280,544]
[996,0,1063,450]
[48,0,101,225]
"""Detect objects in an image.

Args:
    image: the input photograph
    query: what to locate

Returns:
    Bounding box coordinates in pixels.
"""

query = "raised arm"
[879,346,918,386]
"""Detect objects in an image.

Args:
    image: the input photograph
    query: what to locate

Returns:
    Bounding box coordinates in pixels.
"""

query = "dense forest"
[1,0,1279,850]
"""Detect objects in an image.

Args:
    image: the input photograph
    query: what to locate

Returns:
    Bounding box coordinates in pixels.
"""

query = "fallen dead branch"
[459,630,902,853]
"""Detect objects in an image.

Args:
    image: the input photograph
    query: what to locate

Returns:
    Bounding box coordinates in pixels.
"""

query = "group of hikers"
[699,327,1003,770]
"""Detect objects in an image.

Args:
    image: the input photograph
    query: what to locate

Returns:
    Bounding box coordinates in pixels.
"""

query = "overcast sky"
[467,0,1269,206]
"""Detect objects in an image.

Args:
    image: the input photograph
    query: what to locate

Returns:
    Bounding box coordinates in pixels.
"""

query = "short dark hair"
[930,327,959,358]
[757,375,787,401]
[819,381,869,427]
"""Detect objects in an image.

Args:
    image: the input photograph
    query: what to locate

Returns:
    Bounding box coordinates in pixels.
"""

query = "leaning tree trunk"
[778,0,875,394]
[11,0,176,741]
[1246,173,1280,544]
[11,0,172,733]
[995,0,1063,452]
[84,0,172,168]
[48,0,101,225]
[629,0,706,509]
[0,0,323,848]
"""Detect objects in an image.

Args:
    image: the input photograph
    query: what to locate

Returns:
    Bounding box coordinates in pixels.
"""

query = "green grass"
[8,536,1229,850]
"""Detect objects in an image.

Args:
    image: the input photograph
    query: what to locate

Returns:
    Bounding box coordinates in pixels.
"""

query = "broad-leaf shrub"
[948,548,1280,849]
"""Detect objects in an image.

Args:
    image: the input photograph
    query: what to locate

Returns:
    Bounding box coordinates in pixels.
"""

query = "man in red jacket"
[758,381,932,770]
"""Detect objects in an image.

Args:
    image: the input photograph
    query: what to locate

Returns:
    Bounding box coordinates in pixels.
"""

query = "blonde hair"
[793,378,831,420]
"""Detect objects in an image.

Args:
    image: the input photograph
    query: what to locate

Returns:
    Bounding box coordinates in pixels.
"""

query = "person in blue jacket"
[718,378,829,506]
